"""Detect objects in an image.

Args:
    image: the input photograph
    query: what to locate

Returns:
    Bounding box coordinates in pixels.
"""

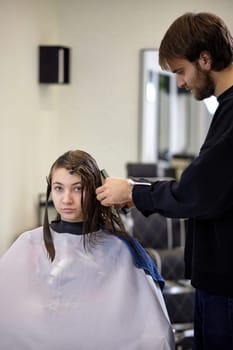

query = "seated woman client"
[0,149,174,349]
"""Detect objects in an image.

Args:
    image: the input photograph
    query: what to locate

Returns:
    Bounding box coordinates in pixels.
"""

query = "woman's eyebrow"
[52,181,63,185]
[52,181,82,185]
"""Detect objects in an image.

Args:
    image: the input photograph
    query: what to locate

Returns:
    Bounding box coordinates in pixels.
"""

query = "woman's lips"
[61,208,75,213]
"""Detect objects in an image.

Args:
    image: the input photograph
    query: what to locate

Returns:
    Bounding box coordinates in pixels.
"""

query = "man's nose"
[177,76,185,89]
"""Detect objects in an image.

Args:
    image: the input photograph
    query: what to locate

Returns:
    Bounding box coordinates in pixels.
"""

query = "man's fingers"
[96,184,105,196]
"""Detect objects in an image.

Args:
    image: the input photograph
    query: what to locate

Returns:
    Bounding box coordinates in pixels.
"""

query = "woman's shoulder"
[0,227,43,267]
[4,227,43,254]
[18,226,44,243]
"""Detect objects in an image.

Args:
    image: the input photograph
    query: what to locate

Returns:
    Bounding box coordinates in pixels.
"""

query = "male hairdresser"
[96,12,233,350]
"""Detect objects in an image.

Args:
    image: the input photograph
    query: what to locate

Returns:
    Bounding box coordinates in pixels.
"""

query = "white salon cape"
[0,224,175,350]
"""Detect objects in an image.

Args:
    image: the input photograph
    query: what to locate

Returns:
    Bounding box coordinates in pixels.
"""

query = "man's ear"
[198,51,212,70]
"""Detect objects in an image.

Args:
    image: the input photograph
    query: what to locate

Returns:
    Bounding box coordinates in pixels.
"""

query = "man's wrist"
[127,178,151,201]
[127,178,134,201]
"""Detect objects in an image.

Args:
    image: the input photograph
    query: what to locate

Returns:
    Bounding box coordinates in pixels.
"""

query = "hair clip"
[46,176,51,186]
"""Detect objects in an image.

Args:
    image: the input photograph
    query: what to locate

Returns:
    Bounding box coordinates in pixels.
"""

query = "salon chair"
[127,207,194,350]
[125,162,194,348]
[130,208,194,350]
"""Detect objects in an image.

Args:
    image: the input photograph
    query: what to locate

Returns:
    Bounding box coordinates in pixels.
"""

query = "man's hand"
[96,177,135,207]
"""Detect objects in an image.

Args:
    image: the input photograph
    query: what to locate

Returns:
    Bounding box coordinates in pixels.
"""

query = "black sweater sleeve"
[133,97,233,220]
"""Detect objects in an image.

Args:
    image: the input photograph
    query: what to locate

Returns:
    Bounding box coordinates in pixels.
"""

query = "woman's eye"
[74,186,82,192]
[54,186,63,192]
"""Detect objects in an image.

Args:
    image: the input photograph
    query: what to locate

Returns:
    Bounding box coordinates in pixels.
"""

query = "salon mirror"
[139,49,216,175]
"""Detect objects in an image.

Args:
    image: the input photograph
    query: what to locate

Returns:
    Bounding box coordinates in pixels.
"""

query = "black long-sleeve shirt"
[133,85,233,297]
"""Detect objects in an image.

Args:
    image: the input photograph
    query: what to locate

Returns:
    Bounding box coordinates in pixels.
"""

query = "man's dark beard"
[194,61,215,100]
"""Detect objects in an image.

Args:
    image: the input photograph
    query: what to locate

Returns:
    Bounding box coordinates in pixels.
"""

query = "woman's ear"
[198,51,212,70]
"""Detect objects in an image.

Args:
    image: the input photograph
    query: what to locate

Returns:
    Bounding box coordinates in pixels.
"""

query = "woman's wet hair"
[43,150,129,261]
[159,12,233,71]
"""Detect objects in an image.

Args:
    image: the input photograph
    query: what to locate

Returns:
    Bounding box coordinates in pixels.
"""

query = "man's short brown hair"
[159,12,233,71]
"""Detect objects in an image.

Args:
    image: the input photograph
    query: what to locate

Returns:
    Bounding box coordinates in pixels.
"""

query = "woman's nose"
[62,190,72,203]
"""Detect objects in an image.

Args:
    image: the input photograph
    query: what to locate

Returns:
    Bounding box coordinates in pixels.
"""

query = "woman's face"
[51,167,84,222]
